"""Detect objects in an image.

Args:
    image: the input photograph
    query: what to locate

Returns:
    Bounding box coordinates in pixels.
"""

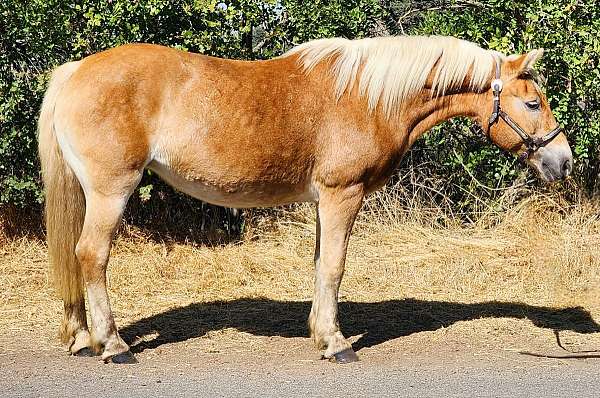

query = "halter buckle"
[518,150,531,162]
[491,79,503,93]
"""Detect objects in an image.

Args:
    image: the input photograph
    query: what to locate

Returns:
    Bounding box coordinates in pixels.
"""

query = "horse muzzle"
[528,145,573,182]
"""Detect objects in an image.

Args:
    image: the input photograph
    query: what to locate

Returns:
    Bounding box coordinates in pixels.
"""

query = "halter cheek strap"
[487,57,563,161]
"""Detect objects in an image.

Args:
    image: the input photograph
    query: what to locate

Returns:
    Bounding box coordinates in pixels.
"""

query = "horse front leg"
[309,185,363,363]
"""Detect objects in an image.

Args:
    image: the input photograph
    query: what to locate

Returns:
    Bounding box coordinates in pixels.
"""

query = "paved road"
[12,370,600,397]
[2,347,600,397]
[3,362,600,397]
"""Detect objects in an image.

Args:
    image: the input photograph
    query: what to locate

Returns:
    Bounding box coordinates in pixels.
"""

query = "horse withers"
[38,35,572,363]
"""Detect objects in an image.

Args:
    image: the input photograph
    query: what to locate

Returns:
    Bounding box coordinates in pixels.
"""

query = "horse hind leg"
[62,300,94,356]
[76,184,139,363]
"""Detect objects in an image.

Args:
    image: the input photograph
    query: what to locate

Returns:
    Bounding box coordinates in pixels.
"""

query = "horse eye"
[526,100,540,110]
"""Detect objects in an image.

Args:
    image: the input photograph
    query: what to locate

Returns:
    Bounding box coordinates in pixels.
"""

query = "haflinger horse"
[38,35,572,364]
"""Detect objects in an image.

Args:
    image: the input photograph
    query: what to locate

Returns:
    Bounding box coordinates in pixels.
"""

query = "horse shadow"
[120,298,600,354]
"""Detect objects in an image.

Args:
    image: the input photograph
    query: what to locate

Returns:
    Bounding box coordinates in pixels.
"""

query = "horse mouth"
[528,146,573,183]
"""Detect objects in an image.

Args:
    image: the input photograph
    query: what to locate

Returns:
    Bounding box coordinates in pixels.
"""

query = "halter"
[487,57,563,161]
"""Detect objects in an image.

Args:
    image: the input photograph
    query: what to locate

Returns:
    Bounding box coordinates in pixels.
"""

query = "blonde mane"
[285,35,501,117]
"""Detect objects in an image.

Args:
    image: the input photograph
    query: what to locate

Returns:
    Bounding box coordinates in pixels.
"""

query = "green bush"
[1,0,598,220]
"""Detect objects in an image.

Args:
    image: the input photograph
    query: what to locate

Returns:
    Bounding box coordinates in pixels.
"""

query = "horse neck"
[399,89,488,147]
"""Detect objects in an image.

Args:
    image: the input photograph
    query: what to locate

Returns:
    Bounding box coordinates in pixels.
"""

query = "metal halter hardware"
[487,58,563,161]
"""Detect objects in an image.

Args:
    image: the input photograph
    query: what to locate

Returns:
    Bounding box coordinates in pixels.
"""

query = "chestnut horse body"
[38,36,572,363]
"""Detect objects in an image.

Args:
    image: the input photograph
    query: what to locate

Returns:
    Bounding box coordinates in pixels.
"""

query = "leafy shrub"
[1,0,598,223]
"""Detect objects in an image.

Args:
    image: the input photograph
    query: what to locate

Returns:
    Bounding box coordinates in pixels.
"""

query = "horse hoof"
[108,351,138,364]
[74,347,97,357]
[330,348,359,364]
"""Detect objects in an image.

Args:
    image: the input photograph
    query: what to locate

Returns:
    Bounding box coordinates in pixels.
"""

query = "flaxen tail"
[38,62,86,310]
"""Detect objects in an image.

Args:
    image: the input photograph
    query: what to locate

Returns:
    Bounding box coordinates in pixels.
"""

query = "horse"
[38,35,572,364]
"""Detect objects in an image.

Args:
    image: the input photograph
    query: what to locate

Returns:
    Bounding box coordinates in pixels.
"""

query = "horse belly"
[147,158,315,208]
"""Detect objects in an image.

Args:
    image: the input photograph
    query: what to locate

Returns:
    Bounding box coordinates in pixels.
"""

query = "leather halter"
[487,58,563,161]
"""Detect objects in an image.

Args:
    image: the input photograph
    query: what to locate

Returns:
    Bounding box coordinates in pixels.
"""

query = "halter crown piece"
[487,57,563,162]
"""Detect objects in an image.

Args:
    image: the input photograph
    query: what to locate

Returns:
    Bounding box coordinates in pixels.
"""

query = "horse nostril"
[562,157,573,177]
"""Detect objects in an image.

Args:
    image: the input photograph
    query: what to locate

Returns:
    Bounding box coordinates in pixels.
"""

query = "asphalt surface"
[3,366,600,397]
[2,340,600,398]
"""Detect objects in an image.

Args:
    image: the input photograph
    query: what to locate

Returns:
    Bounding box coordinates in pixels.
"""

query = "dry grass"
[2,193,600,351]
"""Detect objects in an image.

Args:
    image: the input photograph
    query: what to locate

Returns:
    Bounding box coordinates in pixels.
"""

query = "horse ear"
[506,49,544,74]
[522,49,544,69]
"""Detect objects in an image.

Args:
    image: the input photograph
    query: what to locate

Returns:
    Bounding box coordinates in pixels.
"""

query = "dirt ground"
[2,200,600,395]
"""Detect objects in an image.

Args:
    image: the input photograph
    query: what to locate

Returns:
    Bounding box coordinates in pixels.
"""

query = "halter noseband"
[487,58,563,162]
